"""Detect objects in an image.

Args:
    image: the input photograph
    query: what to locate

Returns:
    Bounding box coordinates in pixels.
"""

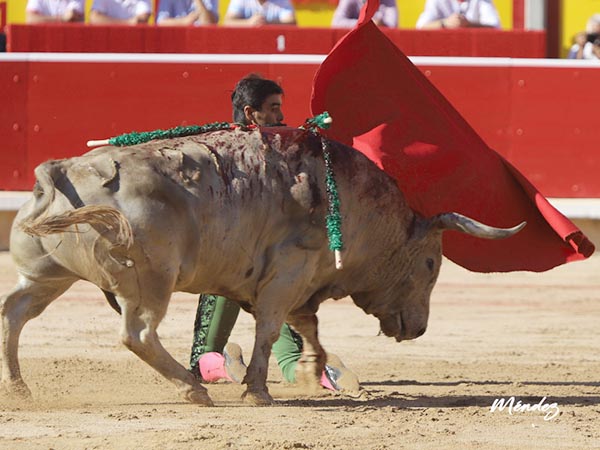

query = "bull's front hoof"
[184,389,214,406]
[241,389,273,406]
[0,380,32,400]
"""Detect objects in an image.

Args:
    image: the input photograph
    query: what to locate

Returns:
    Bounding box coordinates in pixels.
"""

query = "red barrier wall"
[420,60,600,197]
[5,24,546,58]
[1,54,599,198]
[0,61,28,189]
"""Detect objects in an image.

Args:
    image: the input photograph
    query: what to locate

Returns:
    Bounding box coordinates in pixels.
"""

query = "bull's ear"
[429,212,526,240]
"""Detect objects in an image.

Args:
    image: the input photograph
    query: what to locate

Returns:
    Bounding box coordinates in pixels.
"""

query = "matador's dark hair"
[231,74,284,125]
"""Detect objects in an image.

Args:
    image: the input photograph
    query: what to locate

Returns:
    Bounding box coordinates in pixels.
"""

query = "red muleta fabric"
[311,0,594,272]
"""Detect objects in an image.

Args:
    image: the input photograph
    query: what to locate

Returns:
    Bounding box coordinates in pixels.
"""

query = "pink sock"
[199,352,232,382]
[320,371,335,391]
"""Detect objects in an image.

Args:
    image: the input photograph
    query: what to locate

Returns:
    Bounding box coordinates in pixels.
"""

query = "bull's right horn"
[430,212,526,240]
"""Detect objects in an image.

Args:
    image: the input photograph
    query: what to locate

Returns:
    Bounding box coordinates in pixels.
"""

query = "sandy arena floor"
[0,250,598,449]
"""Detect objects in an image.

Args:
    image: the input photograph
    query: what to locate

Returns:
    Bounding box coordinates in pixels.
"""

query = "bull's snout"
[394,326,427,342]
[379,313,428,342]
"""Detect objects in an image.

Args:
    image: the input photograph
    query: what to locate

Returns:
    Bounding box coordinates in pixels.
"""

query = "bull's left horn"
[430,212,526,239]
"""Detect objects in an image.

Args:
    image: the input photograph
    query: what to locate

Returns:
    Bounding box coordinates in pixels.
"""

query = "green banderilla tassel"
[106,122,232,147]
[302,111,333,131]
[322,138,343,269]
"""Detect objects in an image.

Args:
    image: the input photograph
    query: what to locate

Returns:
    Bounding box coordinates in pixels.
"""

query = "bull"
[0,127,524,406]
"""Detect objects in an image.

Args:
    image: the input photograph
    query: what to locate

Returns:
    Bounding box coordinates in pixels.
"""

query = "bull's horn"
[430,212,526,239]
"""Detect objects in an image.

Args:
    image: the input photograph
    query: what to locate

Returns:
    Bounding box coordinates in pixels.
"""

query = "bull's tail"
[19,205,134,249]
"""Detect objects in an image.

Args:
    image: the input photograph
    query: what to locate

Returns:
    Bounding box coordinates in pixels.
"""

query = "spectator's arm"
[331,16,357,27]
[157,3,215,26]
[469,2,500,28]
[417,18,446,29]
[90,0,151,24]
[26,10,65,22]
[277,10,296,25]
[223,12,266,26]
[223,0,262,26]
[374,0,397,28]
[274,0,296,25]
[420,13,469,29]
[194,0,218,25]
[26,10,50,23]
[90,9,150,24]
[331,0,357,28]
[26,4,83,22]
[156,0,181,25]
[157,12,198,25]
[415,0,438,29]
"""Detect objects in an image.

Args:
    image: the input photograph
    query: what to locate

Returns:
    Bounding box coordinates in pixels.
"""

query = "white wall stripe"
[2,53,600,69]
[0,53,326,64]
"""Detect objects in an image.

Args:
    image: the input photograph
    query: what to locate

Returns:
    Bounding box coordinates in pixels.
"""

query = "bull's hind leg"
[287,314,326,394]
[117,293,213,406]
[1,275,73,398]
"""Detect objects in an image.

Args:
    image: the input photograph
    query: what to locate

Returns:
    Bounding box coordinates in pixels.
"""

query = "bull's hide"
[1,126,521,406]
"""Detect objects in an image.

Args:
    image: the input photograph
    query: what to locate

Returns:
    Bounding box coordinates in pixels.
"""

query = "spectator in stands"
[90,0,152,24]
[223,0,296,26]
[25,0,85,23]
[568,32,591,59]
[593,38,600,59]
[416,0,500,29]
[567,14,600,59]
[156,0,218,26]
[332,0,398,28]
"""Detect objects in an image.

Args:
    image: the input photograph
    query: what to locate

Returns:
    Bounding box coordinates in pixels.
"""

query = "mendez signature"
[490,397,560,421]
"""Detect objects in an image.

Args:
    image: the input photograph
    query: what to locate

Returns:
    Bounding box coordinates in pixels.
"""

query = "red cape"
[311,1,594,272]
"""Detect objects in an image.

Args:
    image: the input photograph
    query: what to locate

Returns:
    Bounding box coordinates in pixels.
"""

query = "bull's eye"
[426,258,434,272]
